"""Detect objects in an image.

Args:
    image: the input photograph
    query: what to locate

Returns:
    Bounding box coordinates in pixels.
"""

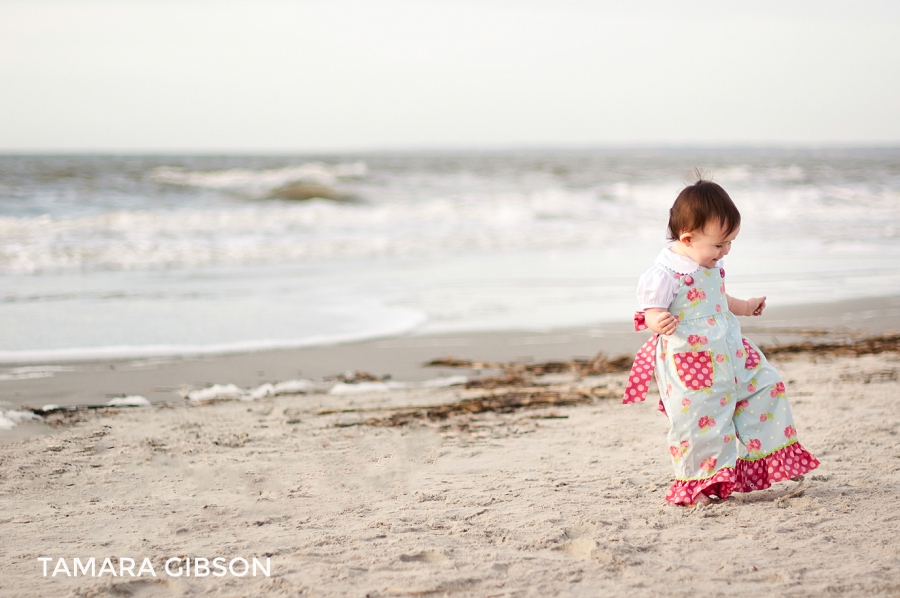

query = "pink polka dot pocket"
[673,351,715,390]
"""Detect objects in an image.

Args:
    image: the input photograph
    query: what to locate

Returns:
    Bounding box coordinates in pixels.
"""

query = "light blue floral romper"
[624,259,820,505]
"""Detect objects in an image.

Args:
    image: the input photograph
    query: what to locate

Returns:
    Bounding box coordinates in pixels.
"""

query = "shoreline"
[1,294,899,420]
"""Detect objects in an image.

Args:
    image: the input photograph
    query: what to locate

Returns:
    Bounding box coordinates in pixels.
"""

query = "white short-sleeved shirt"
[636,245,724,310]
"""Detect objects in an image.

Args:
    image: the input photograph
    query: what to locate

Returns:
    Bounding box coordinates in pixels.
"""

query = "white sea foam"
[185,384,245,402]
[271,379,318,394]
[0,365,76,382]
[181,375,448,405]
[106,396,151,407]
[0,409,42,430]
[166,375,464,407]
[244,382,321,400]
[329,381,406,395]
[247,383,276,400]
[184,379,320,403]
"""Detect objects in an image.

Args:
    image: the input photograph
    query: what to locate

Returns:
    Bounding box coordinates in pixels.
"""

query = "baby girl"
[623,178,820,506]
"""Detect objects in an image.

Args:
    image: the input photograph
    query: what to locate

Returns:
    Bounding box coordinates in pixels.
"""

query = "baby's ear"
[678,232,693,246]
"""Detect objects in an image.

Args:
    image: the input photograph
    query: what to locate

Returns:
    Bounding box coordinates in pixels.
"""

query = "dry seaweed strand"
[428,335,900,380]
[19,405,122,428]
[396,334,900,429]
[425,350,632,381]
[327,370,387,382]
[760,333,900,357]
[332,350,638,428]
[426,351,629,394]
[344,387,617,428]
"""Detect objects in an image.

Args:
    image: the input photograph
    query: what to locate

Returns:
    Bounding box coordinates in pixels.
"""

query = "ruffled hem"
[734,441,820,492]
[665,468,735,505]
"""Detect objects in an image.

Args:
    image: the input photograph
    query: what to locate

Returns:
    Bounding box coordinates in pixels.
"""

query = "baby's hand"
[647,309,678,335]
[747,296,767,316]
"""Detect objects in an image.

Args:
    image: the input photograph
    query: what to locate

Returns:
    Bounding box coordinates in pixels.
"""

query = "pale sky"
[1,0,898,152]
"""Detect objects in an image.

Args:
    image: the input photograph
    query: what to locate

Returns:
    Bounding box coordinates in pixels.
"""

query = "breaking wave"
[150,161,367,191]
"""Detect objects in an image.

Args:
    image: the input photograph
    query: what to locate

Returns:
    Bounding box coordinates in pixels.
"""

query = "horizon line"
[2,141,899,156]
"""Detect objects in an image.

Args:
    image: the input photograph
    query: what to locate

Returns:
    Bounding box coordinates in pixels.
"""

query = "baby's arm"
[726,294,767,317]
[645,308,678,335]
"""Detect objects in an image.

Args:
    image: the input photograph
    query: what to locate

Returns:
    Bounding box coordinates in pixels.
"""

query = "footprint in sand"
[399,550,450,564]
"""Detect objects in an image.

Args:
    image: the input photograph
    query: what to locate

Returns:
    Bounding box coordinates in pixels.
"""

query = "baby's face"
[680,221,740,268]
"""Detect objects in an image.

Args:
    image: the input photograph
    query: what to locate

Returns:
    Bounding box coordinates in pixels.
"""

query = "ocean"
[1,148,898,362]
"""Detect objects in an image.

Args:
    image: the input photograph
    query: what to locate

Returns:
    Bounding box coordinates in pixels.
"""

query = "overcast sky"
[1,0,898,152]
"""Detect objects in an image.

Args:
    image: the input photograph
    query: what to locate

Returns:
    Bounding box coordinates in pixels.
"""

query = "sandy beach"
[2,0,899,592]
[0,296,899,596]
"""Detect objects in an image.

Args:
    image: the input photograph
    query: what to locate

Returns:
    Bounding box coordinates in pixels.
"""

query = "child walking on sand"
[623,178,819,506]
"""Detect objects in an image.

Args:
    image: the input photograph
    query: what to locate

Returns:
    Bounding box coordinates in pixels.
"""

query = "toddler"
[623,178,819,506]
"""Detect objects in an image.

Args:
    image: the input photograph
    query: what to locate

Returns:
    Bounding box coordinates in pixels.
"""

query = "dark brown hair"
[667,178,741,241]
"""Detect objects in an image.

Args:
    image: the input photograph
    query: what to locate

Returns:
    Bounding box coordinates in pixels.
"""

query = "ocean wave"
[0,188,651,273]
[725,164,806,183]
[1,180,898,274]
[150,161,368,191]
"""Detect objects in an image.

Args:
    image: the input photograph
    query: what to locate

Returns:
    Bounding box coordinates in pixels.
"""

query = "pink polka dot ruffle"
[734,442,820,492]
[665,468,735,505]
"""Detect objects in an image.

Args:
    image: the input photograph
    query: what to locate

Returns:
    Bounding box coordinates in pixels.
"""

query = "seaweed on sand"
[364,335,900,428]
[337,351,630,427]
[761,334,900,357]
[341,386,619,428]
[425,351,633,386]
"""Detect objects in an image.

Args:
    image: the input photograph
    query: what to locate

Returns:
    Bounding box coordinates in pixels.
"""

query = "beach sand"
[2,296,900,596]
